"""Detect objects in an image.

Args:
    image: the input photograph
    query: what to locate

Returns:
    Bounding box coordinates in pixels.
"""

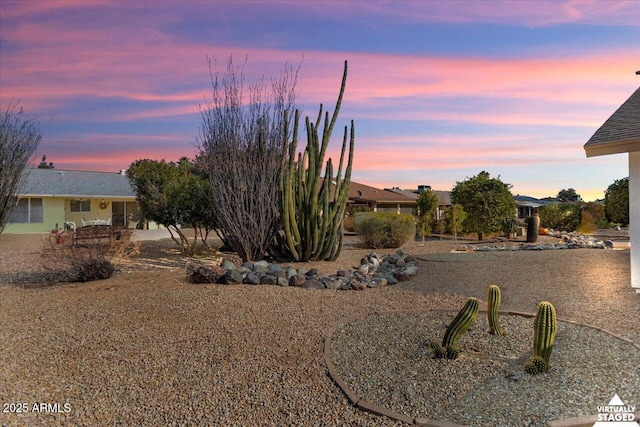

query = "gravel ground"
[1,232,638,426]
[331,311,640,427]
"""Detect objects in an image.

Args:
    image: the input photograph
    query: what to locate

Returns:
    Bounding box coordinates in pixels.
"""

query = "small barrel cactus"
[487,284,506,336]
[524,301,557,374]
[433,297,479,360]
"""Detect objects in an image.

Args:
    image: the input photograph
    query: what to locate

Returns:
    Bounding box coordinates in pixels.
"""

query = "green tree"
[538,203,581,231]
[0,102,42,234]
[557,188,581,202]
[604,177,629,225]
[127,158,216,255]
[413,189,439,242]
[451,171,516,240]
[444,204,466,239]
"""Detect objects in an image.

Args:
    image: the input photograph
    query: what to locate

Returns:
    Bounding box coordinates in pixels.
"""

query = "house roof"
[20,168,136,199]
[347,181,415,204]
[387,188,452,206]
[584,86,640,157]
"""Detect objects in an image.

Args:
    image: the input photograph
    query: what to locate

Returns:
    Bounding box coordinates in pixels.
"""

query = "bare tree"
[197,56,298,261]
[0,102,42,233]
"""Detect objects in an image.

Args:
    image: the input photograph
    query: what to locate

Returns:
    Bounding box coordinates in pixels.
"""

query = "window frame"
[70,199,91,213]
[8,198,44,224]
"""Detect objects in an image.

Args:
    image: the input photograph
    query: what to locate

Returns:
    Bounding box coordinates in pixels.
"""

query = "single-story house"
[386,185,452,219]
[347,181,417,214]
[584,84,639,293]
[5,168,141,234]
[512,195,577,219]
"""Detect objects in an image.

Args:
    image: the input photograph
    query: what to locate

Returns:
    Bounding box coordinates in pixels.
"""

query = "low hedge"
[355,212,415,249]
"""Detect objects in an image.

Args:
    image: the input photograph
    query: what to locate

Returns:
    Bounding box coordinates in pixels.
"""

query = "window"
[70,199,91,213]
[8,198,43,223]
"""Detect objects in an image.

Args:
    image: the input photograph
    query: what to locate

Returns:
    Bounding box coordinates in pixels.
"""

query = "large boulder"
[186,262,226,284]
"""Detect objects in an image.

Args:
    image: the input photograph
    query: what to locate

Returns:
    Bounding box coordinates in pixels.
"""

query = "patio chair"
[106,217,112,225]
[81,218,87,227]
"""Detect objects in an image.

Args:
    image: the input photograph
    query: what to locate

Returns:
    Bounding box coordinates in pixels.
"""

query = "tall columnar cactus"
[432,297,479,360]
[487,284,506,336]
[272,60,354,262]
[524,301,557,374]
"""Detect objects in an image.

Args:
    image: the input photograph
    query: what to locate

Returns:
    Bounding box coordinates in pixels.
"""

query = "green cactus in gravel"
[433,297,479,360]
[487,284,506,336]
[524,355,547,375]
[524,301,557,374]
[271,60,354,262]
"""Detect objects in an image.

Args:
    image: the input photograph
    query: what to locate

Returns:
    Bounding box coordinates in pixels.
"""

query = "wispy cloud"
[1,0,634,200]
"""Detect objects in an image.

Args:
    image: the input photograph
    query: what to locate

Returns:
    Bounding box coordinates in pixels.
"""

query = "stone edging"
[323,309,640,427]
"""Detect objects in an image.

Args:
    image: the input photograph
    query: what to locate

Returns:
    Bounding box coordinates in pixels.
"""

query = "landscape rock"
[186,262,226,284]
[289,274,306,287]
[225,269,244,285]
[261,274,278,285]
[221,260,237,271]
[187,250,422,291]
[351,281,367,291]
[244,272,262,285]
[303,280,325,290]
[277,277,289,287]
[326,279,343,290]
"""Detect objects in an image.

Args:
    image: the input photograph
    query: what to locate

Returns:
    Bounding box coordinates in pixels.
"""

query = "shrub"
[605,177,629,225]
[41,228,137,283]
[355,212,415,249]
[501,217,518,239]
[443,204,466,236]
[344,205,371,232]
[538,203,581,231]
[343,215,356,233]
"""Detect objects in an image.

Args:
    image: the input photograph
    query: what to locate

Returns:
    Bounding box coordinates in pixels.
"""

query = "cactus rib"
[487,284,506,336]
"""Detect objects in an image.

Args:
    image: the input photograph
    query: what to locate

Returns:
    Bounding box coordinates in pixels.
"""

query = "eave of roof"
[585,138,640,157]
[584,86,640,157]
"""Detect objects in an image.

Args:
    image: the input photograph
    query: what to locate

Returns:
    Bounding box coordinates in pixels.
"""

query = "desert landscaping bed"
[329,310,640,426]
[1,232,639,426]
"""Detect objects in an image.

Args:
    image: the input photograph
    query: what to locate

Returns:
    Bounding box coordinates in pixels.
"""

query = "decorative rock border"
[324,309,640,427]
[186,250,419,290]
[456,233,618,252]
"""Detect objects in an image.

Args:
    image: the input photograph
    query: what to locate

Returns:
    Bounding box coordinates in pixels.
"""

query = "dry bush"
[41,228,138,282]
[355,212,415,249]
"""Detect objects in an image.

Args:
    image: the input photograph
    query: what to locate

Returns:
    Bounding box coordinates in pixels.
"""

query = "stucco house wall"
[4,197,65,233]
[584,85,639,293]
[630,151,640,292]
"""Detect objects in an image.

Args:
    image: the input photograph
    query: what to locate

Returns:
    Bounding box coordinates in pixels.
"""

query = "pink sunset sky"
[1,0,639,201]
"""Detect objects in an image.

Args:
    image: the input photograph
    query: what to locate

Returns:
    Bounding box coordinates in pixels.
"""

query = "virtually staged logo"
[593,394,638,426]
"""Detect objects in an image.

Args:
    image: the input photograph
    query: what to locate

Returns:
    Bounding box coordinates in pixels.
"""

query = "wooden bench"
[74,225,122,246]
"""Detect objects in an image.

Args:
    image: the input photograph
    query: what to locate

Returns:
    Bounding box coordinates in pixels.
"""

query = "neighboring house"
[512,195,576,219]
[5,168,140,234]
[513,195,544,218]
[584,85,639,293]
[386,185,452,219]
[347,181,416,214]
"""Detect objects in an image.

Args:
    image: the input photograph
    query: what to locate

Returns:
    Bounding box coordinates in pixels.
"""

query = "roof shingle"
[584,86,640,157]
[21,169,136,198]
